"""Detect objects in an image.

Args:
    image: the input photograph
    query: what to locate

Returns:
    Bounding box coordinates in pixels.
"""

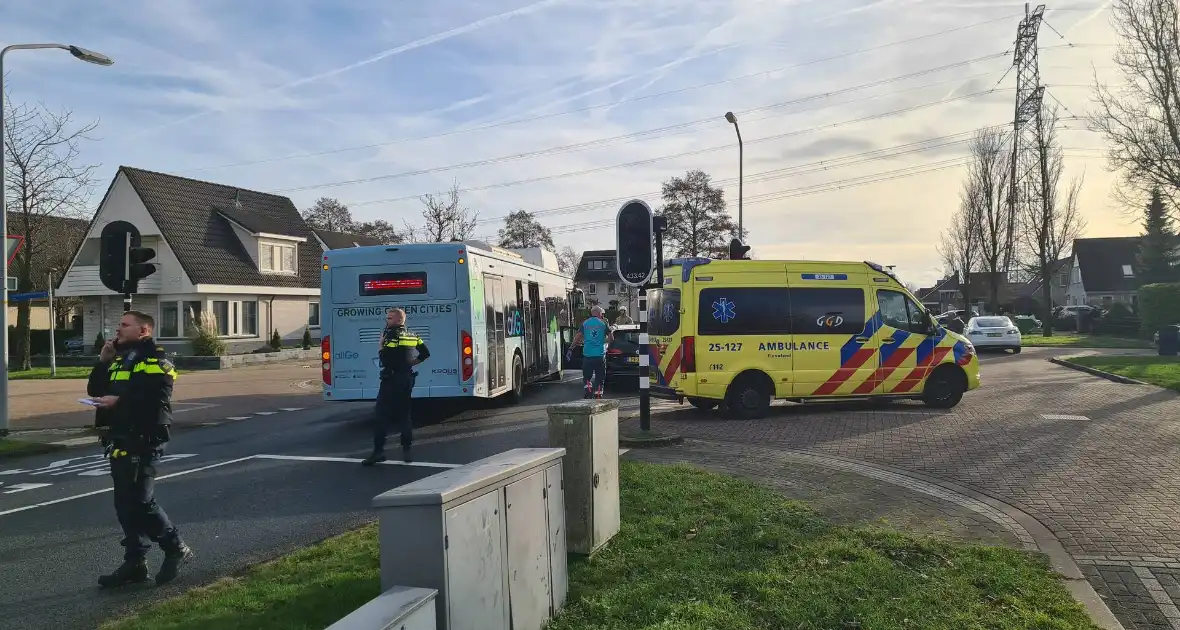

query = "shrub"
[92,331,105,354]
[189,311,225,356]
[270,329,282,350]
[301,327,312,350]
[1138,283,1180,336]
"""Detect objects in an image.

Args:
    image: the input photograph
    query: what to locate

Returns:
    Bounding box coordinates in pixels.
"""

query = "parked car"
[964,315,1022,353]
[63,337,87,355]
[605,324,641,388]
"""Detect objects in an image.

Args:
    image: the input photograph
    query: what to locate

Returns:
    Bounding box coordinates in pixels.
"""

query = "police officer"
[89,310,192,588]
[363,308,430,466]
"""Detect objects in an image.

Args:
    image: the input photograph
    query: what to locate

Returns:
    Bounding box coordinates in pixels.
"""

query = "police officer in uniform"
[89,310,192,588]
[363,308,430,466]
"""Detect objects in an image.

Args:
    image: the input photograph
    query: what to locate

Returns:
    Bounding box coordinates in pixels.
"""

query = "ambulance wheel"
[724,372,773,419]
[509,355,525,402]
[687,397,718,412]
[922,365,965,409]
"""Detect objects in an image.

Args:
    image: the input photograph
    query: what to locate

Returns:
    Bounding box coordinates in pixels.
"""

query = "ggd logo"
[816,315,844,328]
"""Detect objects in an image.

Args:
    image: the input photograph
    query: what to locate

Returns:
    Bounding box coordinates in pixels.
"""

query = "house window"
[213,301,229,335]
[308,301,320,327]
[1057,273,1066,287]
[183,301,202,335]
[1122,265,1133,277]
[608,282,615,294]
[243,301,258,336]
[260,242,297,273]
[161,303,179,338]
[588,283,597,294]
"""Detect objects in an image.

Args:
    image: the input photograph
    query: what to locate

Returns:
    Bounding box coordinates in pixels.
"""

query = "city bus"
[319,240,582,403]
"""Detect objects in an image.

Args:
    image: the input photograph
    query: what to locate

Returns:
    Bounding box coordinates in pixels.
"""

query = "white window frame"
[308,301,321,329]
[1121,264,1133,277]
[259,240,298,275]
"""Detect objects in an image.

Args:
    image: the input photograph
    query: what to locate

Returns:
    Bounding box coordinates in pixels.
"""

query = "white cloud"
[0,0,1129,287]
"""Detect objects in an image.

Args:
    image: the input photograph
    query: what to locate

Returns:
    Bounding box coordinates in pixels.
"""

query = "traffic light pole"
[123,232,132,311]
[638,217,667,433]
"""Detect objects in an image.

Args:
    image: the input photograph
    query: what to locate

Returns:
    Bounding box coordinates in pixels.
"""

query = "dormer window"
[261,241,296,274]
[1122,264,1133,278]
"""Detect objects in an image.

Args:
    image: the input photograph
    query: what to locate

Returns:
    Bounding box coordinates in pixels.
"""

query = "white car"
[964,316,1022,353]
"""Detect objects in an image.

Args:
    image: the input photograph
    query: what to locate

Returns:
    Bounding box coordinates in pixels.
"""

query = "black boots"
[98,559,149,588]
[361,444,411,466]
[100,540,193,588]
[155,543,194,585]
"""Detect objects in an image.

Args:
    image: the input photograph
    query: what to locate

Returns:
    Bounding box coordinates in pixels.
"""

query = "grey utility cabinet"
[371,448,568,630]
[324,586,437,630]
[546,399,620,554]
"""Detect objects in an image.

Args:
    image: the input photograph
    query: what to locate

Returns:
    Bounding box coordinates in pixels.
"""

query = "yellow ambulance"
[646,257,980,418]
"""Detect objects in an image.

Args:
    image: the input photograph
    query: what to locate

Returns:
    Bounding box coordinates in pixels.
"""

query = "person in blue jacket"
[571,306,613,399]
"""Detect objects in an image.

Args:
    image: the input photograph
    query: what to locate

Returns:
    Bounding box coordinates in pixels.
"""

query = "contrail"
[123,0,569,141]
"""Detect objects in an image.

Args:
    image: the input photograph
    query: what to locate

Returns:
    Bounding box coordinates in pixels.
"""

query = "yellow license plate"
[627,356,639,363]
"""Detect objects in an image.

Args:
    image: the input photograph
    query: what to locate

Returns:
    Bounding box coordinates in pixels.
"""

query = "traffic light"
[99,220,155,294]
[616,199,655,287]
[729,237,751,260]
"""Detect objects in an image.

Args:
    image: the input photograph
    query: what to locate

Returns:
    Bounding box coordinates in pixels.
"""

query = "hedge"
[1138,282,1180,336]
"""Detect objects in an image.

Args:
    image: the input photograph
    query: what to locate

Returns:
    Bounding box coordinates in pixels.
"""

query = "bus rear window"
[647,289,681,335]
[358,272,428,296]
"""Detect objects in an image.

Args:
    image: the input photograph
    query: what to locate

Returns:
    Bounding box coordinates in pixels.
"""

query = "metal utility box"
[546,399,620,555]
[325,586,437,630]
[371,448,568,630]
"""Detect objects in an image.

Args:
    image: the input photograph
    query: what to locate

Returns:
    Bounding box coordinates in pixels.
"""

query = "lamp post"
[0,43,113,436]
[724,111,743,238]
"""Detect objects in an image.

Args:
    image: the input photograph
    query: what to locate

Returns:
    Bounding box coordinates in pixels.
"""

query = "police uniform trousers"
[109,446,179,560]
[374,372,416,452]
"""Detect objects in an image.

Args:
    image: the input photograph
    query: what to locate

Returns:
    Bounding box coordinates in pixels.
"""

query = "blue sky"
[2,0,1124,285]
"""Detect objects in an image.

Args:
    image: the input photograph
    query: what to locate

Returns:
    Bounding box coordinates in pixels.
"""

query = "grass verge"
[1066,355,1180,392]
[1022,333,1151,349]
[100,461,1099,630]
[0,437,65,459]
[7,366,93,380]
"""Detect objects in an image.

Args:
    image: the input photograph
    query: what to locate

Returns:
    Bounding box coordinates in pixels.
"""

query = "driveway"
[625,347,1180,630]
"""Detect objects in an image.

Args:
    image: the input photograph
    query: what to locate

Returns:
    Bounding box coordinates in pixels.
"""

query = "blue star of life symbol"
[712,298,736,323]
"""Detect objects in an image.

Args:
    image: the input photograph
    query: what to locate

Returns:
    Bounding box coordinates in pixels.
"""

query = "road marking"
[278,408,305,412]
[0,482,52,494]
[252,454,460,469]
[173,403,217,414]
[253,412,277,416]
[0,456,256,518]
[51,436,98,447]
[1041,414,1090,421]
[226,416,252,421]
[619,448,630,456]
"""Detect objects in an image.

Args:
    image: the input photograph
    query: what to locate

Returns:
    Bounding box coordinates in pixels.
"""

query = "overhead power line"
[332,88,1019,204]
[179,13,1027,174]
[275,55,1012,194]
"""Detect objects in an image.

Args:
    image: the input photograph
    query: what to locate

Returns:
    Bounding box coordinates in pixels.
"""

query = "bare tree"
[556,245,581,275]
[408,182,478,242]
[301,197,354,232]
[961,128,1014,313]
[496,209,554,249]
[1090,0,1180,216]
[3,92,100,370]
[1023,102,1087,335]
[937,189,983,312]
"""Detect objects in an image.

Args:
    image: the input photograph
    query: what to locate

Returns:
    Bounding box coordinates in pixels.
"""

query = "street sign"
[6,235,24,265]
[615,199,655,288]
[7,291,48,302]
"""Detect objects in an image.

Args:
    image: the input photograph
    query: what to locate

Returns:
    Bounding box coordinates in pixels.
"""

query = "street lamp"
[0,43,113,436]
[724,111,743,238]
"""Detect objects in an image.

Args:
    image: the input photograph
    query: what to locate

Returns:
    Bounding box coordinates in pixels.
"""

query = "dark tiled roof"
[574,249,619,282]
[216,203,300,237]
[313,229,381,249]
[120,166,319,288]
[1073,237,1144,293]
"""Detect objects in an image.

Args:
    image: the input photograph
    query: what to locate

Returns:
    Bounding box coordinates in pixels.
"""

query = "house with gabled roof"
[1065,236,1180,310]
[572,249,638,316]
[55,166,371,353]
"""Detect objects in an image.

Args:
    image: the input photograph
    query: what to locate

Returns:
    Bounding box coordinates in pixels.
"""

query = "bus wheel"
[509,355,525,402]
[724,372,773,419]
[921,365,965,409]
[687,397,718,412]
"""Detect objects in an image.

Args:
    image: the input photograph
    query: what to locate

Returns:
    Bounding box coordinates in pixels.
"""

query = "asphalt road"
[0,371,635,630]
